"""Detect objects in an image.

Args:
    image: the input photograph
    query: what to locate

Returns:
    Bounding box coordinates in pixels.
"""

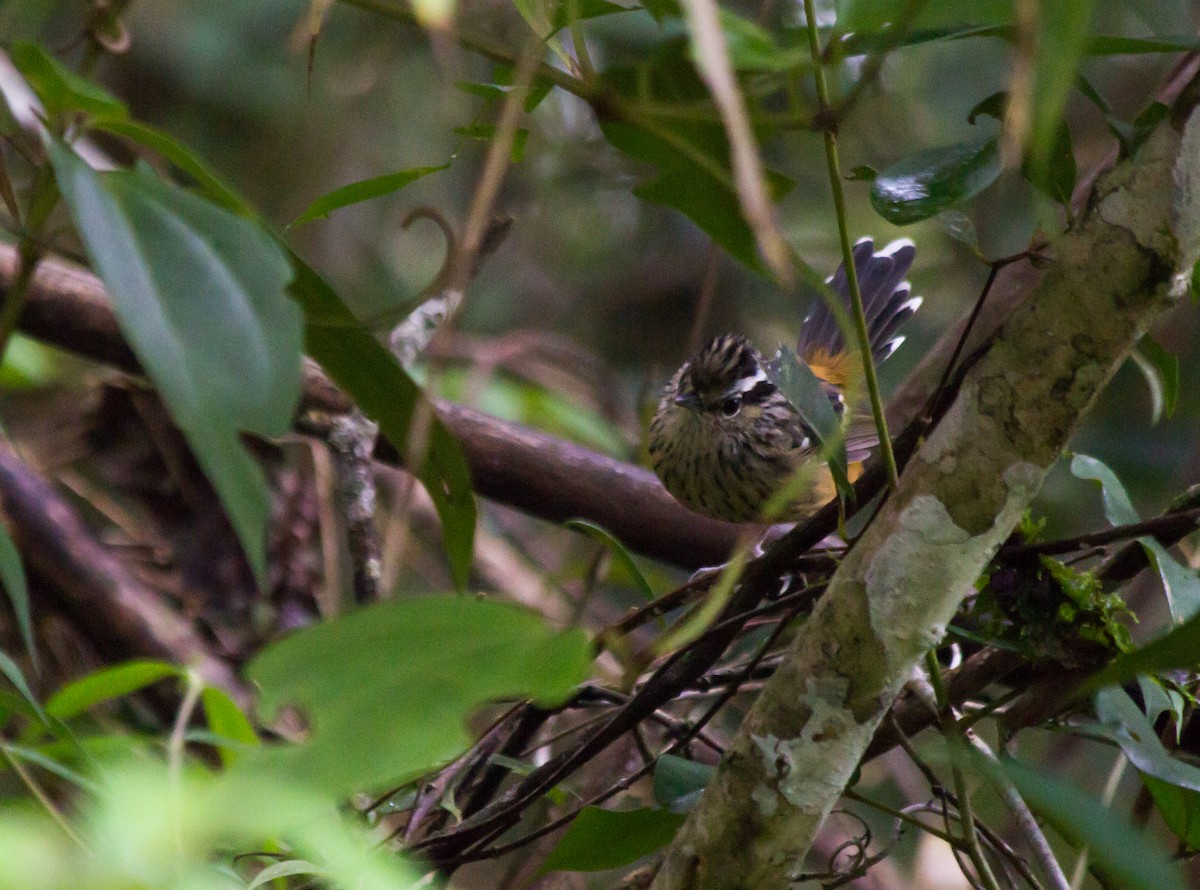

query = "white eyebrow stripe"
[728,367,769,395]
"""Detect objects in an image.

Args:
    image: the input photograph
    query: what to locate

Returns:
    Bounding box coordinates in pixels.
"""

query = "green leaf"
[1094,688,1200,791]
[1084,610,1200,692]
[47,143,304,584]
[717,10,809,73]
[539,806,687,873]
[598,43,792,269]
[966,88,1074,202]
[242,596,592,794]
[550,0,630,32]
[1129,335,1179,424]
[0,519,34,670]
[1027,2,1095,177]
[565,519,656,603]
[653,754,714,812]
[603,117,792,269]
[0,650,47,729]
[88,118,252,215]
[1141,539,1200,625]
[1024,116,1076,206]
[200,686,259,767]
[978,754,1187,890]
[45,660,180,721]
[1085,34,1200,55]
[869,137,1001,225]
[289,259,476,591]
[1144,773,1200,849]
[769,345,851,504]
[9,42,127,121]
[246,860,327,889]
[837,0,1013,31]
[289,164,450,228]
[1094,687,1200,848]
[0,741,99,792]
[1069,453,1198,621]
[1069,453,1140,526]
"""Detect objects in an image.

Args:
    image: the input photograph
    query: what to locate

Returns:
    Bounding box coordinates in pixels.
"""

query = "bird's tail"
[797,238,920,388]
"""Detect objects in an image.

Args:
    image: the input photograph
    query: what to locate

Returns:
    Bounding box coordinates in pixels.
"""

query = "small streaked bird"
[647,239,920,523]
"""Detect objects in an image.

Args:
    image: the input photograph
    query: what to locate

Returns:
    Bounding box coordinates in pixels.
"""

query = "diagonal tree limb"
[649,109,1199,889]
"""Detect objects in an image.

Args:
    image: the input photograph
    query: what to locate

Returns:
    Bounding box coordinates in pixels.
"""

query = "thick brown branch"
[0,444,248,705]
[2,244,743,571]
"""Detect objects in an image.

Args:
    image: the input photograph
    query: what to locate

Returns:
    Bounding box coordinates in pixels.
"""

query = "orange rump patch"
[805,347,853,388]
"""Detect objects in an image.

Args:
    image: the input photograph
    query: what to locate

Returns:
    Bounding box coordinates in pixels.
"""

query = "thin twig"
[971,734,1069,890]
[680,0,792,282]
[0,743,89,850]
[926,652,1005,890]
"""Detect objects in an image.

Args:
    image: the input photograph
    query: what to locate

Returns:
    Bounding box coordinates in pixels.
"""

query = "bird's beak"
[674,391,701,410]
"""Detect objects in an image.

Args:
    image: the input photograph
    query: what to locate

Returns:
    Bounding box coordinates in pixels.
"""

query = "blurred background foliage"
[4,0,1199,527]
[2,0,1200,886]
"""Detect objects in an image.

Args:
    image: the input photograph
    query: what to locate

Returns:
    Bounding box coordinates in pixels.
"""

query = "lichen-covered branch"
[650,117,1197,889]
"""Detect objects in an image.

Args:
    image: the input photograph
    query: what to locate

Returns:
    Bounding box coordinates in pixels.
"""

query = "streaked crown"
[676,334,777,415]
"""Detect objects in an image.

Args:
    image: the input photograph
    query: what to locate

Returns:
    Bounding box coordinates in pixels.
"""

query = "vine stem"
[801,0,899,488]
[925,651,1005,890]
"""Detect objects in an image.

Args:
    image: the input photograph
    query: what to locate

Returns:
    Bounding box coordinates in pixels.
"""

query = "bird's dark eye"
[721,395,742,417]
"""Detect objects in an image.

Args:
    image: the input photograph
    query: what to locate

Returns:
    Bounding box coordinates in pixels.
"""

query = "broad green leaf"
[1143,774,1200,849]
[838,24,1012,56]
[1028,2,1095,178]
[717,10,809,73]
[837,0,1013,31]
[1094,687,1200,848]
[539,806,686,873]
[0,335,65,389]
[566,519,656,602]
[0,742,99,792]
[769,345,850,503]
[598,41,792,269]
[0,689,47,729]
[8,42,127,121]
[1141,539,1200,624]
[87,118,252,215]
[1094,688,1200,792]
[653,754,714,812]
[1086,34,1200,55]
[246,860,326,889]
[1137,675,1181,738]
[0,650,47,728]
[289,164,451,227]
[47,143,304,583]
[550,0,630,31]
[289,259,476,591]
[242,597,591,794]
[0,760,422,890]
[1070,453,1199,621]
[1023,116,1075,207]
[1084,610,1200,692]
[45,660,180,721]
[978,754,1187,890]
[939,209,981,252]
[1069,453,1140,526]
[869,137,1001,225]
[1129,336,1179,424]
[0,519,33,670]
[201,686,259,767]
[600,117,792,270]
